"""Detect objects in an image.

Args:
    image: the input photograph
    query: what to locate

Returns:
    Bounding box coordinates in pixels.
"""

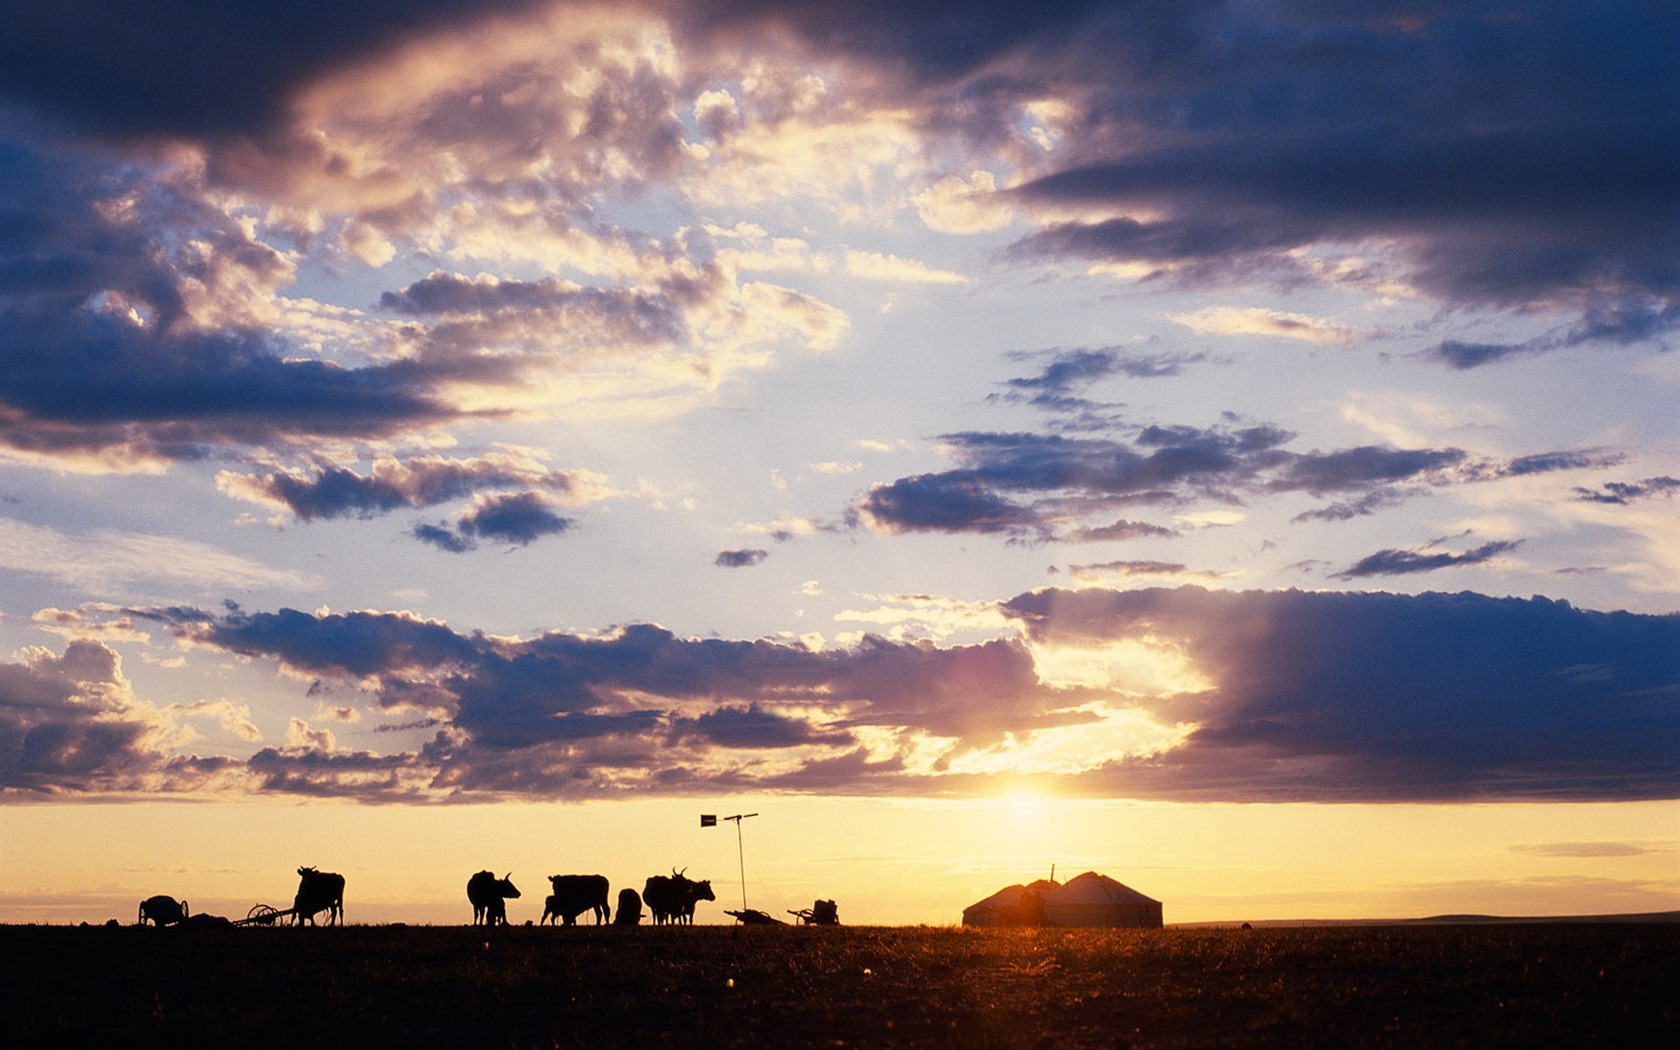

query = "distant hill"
[1178,911,1680,928]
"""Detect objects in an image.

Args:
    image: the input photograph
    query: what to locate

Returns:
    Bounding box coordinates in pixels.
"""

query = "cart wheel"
[247,904,282,925]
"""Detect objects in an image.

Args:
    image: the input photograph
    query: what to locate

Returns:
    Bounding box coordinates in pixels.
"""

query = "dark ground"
[4,922,1676,1048]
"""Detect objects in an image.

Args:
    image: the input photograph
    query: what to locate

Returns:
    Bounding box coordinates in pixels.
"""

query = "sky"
[0,1,1676,926]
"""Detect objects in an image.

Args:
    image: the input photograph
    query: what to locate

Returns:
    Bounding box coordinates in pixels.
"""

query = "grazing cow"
[138,895,189,926]
[466,870,521,926]
[293,867,345,926]
[643,869,716,926]
[613,888,643,926]
[541,874,610,926]
[642,874,677,925]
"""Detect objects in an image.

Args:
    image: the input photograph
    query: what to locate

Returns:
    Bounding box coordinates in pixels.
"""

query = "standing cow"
[643,869,716,925]
[541,874,610,926]
[467,870,521,926]
[293,867,345,926]
[138,895,189,926]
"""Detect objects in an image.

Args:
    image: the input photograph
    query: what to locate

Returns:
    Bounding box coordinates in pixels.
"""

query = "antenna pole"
[720,812,758,909]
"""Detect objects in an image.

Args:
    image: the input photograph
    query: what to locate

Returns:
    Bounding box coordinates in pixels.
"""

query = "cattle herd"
[135,866,715,927]
[470,868,717,927]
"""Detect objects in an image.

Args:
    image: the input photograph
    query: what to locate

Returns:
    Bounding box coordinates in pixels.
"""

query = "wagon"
[234,903,294,926]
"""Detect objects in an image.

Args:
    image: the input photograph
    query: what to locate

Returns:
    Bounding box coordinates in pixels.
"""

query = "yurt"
[959,879,1058,927]
[1042,871,1162,928]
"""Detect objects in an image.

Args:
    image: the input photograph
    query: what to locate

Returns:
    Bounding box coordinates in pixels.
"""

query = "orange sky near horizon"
[4,796,1675,927]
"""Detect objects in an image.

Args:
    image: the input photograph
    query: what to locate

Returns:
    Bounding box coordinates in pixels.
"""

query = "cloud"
[1573,477,1680,506]
[715,549,769,568]
[0,639,241,795]
[1005,347,1208,397]
[978,3,1680,348]
[998,586,1680,802]
[853,425,1461,538]
[0,519,321,594]
[1337,539,1522,580]
[1430,298,1680,369]
[0,1,549,139]
[51,587,1665,802]
[1510,841,1655,859]
[842,251,968,285]
[1061,519,1176,543]
[377,271,686,348]
[1168,306,1358,346]
[1058,561,1220,585]
[217,450,588,521]
[413,492,575,552]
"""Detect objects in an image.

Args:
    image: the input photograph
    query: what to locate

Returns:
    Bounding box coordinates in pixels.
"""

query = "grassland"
[5,922,1675,1048]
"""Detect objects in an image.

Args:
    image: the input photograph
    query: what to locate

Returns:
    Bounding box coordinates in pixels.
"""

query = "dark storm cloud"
[1336,539,1522,579]
[0,1,550,139]
[683,0,1118,82]
[1573,476,1680,505]
[976,2,1680,342]
[715,549,769,568]
[1000,586,1680,802]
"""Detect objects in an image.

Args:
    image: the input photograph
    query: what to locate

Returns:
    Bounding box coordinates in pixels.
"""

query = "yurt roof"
[1047,871,1160,906]
[966,879,1059,911]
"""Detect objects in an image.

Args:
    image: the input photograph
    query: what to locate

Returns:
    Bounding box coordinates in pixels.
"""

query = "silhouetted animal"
[643,869,716,925]
[613,887,643,926]
[680,878,716,924]
[138,895,189,926]
[467,870,520,926]
[293,866,345,926]
[541,874,610,925]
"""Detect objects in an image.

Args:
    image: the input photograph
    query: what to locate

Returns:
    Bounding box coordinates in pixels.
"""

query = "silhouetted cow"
[293,867,345,926]
[467,870,520,926]
[541,874,610,926]
[679,878,716,924]
[138,895,189,926]
[613,887,643,926]
[643,870,716,925]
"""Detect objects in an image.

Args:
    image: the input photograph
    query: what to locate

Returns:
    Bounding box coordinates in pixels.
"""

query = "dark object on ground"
[613,888,643,925]
[137,896,188,927]
[724,909,784,925]
[182,913,231,928]
[788,899,839,925]
[8,923,1676,1048]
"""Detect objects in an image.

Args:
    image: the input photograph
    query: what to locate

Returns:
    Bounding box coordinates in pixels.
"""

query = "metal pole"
[723,813,758,910]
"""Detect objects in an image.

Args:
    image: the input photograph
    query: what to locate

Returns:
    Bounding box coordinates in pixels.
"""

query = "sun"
[1000,789,1049,823]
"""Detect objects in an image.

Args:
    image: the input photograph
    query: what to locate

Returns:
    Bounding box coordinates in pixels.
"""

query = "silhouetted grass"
[5,923,1675,1047]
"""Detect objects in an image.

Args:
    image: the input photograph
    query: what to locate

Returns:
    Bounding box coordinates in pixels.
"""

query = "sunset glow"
[1,1,1675,926]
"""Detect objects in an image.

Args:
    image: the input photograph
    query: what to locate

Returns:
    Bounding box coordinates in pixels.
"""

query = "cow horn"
[504,871,512,881]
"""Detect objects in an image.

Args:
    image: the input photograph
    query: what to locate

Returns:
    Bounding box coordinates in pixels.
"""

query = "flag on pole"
[700,814,717,827]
